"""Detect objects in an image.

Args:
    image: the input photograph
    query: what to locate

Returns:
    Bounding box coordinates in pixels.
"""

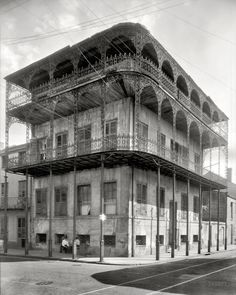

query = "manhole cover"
[36,281,53,286]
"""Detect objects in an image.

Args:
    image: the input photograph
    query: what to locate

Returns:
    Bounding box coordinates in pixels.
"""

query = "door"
[17,217,25,248]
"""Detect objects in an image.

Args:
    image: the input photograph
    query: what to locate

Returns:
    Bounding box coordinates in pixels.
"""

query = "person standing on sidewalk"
[60,235,69,253]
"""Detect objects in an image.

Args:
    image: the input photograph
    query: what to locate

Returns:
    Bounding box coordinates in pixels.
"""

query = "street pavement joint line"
[147,263,236,295]
[77,258,234,295]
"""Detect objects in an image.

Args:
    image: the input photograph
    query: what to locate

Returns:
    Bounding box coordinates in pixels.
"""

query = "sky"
[0,0,235,181]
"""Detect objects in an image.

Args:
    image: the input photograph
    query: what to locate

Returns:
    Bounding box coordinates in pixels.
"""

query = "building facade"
[0,144,31,249]
[4,23,229,257]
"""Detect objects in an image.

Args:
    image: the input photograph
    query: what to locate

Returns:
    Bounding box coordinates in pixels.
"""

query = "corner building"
[5,23,228,257]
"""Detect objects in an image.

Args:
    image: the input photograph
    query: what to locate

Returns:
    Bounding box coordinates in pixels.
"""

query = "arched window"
[141,43,159,67]
[161,98,173,125]
[190,90,200,107]
[140,86,158,114]
[106,35,136,57]
[78,47,101,69]
[29,69,50,89]
[177,75,189,96]
[212,111,220,122]
[161,60,174,82]
[53,60,74,79]
[202,101,211,118]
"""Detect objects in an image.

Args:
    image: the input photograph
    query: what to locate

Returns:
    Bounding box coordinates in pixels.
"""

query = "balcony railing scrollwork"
[7,134,226,186]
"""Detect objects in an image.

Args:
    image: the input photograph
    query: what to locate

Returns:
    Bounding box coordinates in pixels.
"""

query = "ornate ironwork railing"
[190,101,201,118]
[177,90,190,107]
[7,134,226,185]
[0,197,25,210]
[202,113,212,125]
[161,74,175,96]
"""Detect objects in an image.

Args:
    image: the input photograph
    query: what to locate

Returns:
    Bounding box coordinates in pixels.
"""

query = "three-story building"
[4,23,228,257]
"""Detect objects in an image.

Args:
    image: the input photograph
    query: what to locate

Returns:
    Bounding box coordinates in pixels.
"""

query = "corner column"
[171,171,176,258]
[208,187,212,253]
[25,170,29,255]
[198,182,202,254]
[48,167,53,257]
[156,165,160,260]
[225,192,227,250]
[3,172,8,254]
[217,189,220,251]
[186,177,190,256]
[100,154,105,262]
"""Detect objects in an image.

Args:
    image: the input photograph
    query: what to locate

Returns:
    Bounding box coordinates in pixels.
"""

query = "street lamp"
[99,213,106,262]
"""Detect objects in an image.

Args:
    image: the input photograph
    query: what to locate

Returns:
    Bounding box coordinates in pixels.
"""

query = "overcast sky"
[0,0,235,180]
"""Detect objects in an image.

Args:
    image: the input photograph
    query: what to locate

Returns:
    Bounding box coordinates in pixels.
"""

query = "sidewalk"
[1,245,236,266]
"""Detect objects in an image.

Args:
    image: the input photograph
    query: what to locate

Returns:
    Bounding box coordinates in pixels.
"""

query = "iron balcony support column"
[100,154,105,262]
[198,182,202,254]
[186,177,190,256]
[25,170,29,255]
[3,172,8,254]
[171,171,176,258]
[225,191,227,250]
[131,166,135,257]
[208,187,212,253]
[217,189,220,251]
[72,164,77,260]
[48,167,53,257]
[156,165,161,260]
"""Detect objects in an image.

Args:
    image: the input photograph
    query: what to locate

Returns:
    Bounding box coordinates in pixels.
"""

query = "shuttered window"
[36,188,47,217]
[54,187,67,216]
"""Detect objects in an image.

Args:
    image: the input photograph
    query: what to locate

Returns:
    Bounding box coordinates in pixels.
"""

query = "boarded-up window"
[77,185,91,215]
[55,187,67,216]
[36,188,47,217]
[104,182,117,214]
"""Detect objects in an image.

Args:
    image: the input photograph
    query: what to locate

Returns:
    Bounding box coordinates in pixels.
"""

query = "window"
[231,202,233,219]
[77,185,91,215]
[1,156,7,169]
[37,137,47,161]
[18,151,26,165]
[104,235,116,247]
[17,217,25,238]
[78,235,90,245]
[55,187,67,216]
[36,188,47,217]
[193,196,199,220]
[55,234,64,244]
[1,183,8,197]
[36,233,47,243]
[181,235,187,243]
[104,182,117,214]
[137,183,147,204]
[136,235,146,246]
[160,187,165,216]
[56,133,67,157]
[160,133,166,157]
[159,235,164,245]
[18,180,26,199]
[193,235,198,242]
[138,121,148,151]
[194,153,200,173]
[78,125,91,154]
[181,193,187,219]
[105,120,117,150]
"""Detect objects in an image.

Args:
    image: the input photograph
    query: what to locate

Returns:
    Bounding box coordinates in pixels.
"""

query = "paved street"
[1,250,236,295]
